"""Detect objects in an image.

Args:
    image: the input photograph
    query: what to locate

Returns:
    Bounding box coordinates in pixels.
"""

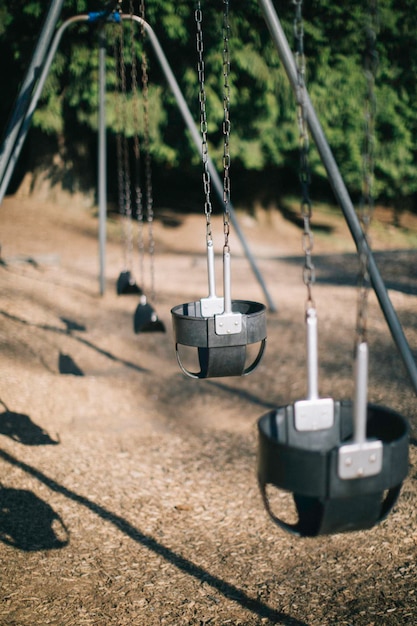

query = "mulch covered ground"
[0,196,416,625]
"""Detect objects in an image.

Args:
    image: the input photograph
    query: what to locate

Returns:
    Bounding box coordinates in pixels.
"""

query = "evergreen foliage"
[1,0,417,208]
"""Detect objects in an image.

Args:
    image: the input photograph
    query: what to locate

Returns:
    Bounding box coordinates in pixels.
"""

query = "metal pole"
[259,0,417,394]
[126,15,277,312]
[0,0,66,191]
[98,28,107,296]
[0,16,89,206]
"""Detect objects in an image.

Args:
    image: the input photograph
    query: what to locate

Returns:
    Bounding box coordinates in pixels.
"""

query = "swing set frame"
[0,0,416,395]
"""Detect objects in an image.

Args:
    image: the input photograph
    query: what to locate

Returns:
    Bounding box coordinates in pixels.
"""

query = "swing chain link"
[129,0,146,288]
[222,0,231,252]
[195,2,213,243]
[114,10,134,272]
[356,0,379,344]
[139,0,156,300]
[293,0,315,308]
[130,1,140,161]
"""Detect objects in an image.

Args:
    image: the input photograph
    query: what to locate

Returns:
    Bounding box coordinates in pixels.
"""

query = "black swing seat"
[171,299,266,378]
[117,270,143,295]
[257,400,409,537]
[134,299,166,333]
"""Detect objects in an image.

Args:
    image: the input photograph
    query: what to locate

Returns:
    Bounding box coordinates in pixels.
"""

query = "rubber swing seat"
[134,300,165,333]
[171,299,267,378]
[116,271,142,295]
[257,400,409,537]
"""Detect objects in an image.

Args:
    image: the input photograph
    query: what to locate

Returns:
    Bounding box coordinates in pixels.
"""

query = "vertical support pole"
[98,28,107,296]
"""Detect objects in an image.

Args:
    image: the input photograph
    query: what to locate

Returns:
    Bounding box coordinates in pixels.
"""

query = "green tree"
[1,0,417,209]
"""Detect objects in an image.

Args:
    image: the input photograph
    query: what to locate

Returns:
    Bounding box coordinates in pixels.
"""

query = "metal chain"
[139,0,155,300]
[114,11,134,272]
[356,0,379,344]
[129,0,145,288]
[222,0,231,252]
[293,0,315,309]
[195,1,213,244]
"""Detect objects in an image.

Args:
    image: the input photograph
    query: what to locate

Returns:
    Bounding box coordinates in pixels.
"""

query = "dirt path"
[0,196,416,625]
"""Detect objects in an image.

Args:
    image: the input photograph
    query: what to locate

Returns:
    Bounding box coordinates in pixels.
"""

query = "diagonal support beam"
[0,0,66,191]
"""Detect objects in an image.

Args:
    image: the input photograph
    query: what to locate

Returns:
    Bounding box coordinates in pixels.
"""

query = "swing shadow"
[280,201,334,235]
[0,258,97,298]
[159,214,183,228]
[0,486,69,551]
[0,409,59,446]
[0,310,148,374]
[58,352,85,376]
[205,380,278,411]
[280,249,417,296]
[0,448,307,626]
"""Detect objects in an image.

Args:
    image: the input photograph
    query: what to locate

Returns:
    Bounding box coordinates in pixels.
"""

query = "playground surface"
[0,193,416,625]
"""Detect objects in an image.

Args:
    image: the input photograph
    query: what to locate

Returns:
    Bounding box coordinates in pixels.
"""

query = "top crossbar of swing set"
[0,0,416,394]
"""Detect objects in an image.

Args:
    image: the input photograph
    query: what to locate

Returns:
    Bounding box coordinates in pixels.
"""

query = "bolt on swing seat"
[256,312,409,537]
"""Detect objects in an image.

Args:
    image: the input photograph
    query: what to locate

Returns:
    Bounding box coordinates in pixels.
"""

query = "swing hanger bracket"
[294,397,334,432]
[214,247,242,335]
[201,296,224,318]
[338,341,383,480]
[215,310,242,335]
[200,240,224,317]
[338,439,383,480]
[294,308,334,432]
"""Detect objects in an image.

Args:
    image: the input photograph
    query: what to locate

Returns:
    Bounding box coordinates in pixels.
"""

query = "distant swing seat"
[134,295,165,333]
[257,401,409,537]
[116,270,142,295]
